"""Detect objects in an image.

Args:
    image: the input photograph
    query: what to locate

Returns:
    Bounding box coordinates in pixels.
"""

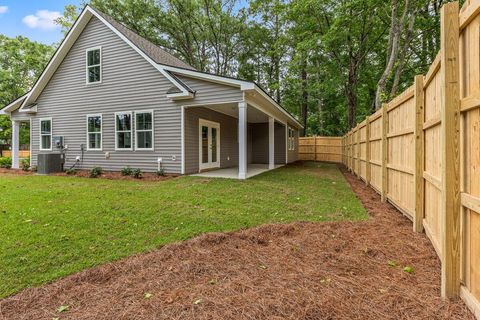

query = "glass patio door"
[199,119,220,170]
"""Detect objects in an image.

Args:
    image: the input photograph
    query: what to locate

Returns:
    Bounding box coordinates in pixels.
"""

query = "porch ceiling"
[199,103,271,123]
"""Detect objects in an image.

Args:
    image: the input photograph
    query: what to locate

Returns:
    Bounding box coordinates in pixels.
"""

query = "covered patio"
[182,97,298,180]
[192,163,284,179]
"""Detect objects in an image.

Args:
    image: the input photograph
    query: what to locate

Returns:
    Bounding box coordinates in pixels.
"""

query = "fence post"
[440,1,461,299]
[365,116,371,186]
[414,75,425,233]
[381,104,389,202]
[355,124,360,179]
[314,136,317,162]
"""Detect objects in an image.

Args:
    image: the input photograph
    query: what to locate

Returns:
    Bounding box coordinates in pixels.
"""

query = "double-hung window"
[86,47,101,84]
[40,118,52,151]
[115,112,133,150]
[135,110,154,150]
[288,127,295,151]
[87,114,102,150]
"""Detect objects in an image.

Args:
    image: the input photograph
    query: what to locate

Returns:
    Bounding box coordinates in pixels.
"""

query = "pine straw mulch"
[51,170,178,182]
[0,166,474,320]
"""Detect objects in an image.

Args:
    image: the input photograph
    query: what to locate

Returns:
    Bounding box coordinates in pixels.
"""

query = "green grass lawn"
[0,162,366,298]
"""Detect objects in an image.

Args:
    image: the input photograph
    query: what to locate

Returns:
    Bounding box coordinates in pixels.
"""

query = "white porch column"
[269,117,275,169]
[11,120,20,169]
[238,102,247,179]
[285,124,289,164]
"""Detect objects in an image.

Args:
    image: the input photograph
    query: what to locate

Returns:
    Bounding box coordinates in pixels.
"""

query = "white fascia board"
[0,94,29,115]
[89,6,191,99]
[19,104,37,113]
[161,65,254,90]
[250,85,304,129]
[21,8,93,109]
[161,65,301,128]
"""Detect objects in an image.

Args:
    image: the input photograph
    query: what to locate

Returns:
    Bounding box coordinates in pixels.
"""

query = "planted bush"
[65,168,77,175]
[132,168,143,179]
[156,168,165,177]
[89,167,103,178]
[0,157,12,169]
[20,158,30,171]
[121,166,133,176]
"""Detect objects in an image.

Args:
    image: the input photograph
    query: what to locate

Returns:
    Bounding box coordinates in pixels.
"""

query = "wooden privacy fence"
[298,136,342,163]
[343,1,480,316]
[1,150,30,158]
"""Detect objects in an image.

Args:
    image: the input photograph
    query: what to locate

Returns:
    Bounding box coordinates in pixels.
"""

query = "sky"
[0,0,82,45]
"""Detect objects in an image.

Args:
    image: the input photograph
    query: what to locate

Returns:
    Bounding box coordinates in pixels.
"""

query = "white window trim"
[86,114,102,151]
[135,109,154,151]
[86,46,102,84]
[115,111,133,151]
[39,117,53,151]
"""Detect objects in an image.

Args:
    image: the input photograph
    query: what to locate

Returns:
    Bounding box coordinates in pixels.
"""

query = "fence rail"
[342,1,480,316]
[1,150,30,158]
[298,136,342,163]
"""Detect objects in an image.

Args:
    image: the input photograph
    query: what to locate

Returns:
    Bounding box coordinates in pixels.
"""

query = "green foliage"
[0,35,53,144]
[65,168,77,175]
[89,167,103,178]
[156,168,165,177]
[31,165,37,172]
[121,166,133,176]
[403,266,414,274]
[0,162,367,297]
[20,157,30,171]
[132,168,143,179]
[0,157,12,169]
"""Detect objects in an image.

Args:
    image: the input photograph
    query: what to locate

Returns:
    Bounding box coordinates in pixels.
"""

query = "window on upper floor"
[86,47,101,84]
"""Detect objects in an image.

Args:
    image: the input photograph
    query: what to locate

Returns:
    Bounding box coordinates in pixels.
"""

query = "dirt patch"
[0,165,473,320]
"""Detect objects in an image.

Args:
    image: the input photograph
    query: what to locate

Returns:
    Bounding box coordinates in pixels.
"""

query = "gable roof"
[1,5,302,128]
[90,7,194,70]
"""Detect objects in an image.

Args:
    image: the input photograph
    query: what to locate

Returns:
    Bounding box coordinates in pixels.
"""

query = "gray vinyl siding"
[184,107,239,174]
[251,123,268,164]
[250,122,287,165]
[29,16,180,172]
[175,75,243,105]
[274,122,286,164]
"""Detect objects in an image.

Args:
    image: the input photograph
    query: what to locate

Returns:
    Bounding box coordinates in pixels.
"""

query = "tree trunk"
[390,9,417,97]
[375,0,402,110]
[300,54,308,136]
[346,58,359,130]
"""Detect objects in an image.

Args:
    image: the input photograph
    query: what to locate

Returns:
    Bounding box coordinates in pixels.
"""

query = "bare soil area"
[0,165,473,320]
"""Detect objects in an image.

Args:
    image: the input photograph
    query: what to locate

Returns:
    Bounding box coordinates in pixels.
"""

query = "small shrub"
[121,166,133,176]
[89,167,103,178]
[65,168,77,175]
[31,165,38,172]
[0,157,12,169]
[20,157,30,171]
[132,168,143,179]
[156,168,165,177]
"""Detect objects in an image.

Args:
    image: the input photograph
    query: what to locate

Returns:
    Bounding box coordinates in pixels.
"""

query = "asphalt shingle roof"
[90,6,195,70]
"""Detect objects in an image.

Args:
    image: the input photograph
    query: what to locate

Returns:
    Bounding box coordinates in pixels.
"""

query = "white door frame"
[199,119,221,171]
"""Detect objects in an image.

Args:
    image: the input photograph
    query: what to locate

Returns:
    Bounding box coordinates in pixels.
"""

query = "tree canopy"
[1,0,458,139]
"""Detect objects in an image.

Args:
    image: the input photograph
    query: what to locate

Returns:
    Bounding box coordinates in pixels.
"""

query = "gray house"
[0,5,302,179]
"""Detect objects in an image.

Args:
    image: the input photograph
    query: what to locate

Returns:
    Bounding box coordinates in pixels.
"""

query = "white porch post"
[269,117,275,169]
[11,120,20,169]
[285,124,288,164]
[238,102,247,179]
